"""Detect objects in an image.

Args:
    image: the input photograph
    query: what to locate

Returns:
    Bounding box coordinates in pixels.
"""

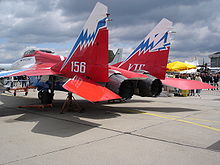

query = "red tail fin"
[52,2,109,82]
[118,18,173,79]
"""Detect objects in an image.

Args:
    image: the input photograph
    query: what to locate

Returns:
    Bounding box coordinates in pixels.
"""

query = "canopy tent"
[167,61,197,72]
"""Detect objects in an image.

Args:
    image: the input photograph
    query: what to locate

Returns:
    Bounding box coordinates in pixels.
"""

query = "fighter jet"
[0,2,147,104]
[1,2,213,105]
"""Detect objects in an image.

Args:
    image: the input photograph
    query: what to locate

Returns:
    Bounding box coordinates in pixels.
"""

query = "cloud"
[0,42,25,62]
[0,0,220,64]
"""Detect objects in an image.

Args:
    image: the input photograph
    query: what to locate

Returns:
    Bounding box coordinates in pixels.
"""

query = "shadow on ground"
[1,93,200,138]
[207,140,220,152]
[0,94,120,137]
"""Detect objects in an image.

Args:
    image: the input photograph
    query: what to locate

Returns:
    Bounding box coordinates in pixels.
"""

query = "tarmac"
[0,89,220,165]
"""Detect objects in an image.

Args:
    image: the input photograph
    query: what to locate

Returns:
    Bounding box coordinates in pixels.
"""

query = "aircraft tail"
[118,18,173,79]
[52,2,109,82]
[109,48,123,65]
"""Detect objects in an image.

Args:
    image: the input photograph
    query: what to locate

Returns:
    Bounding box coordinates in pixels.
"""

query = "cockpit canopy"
[23,49,54,57]
[23,49,36,57]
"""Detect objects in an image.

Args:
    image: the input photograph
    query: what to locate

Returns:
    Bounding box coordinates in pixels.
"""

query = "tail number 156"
[71,62,86,73]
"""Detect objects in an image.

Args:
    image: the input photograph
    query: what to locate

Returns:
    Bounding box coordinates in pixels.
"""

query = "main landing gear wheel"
[38,91,54,104]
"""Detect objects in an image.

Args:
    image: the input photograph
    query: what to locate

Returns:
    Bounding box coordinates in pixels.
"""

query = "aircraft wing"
[63,75,121,102]
[0,62,62,77]
[0,68,60,77]
[161,77,216,90]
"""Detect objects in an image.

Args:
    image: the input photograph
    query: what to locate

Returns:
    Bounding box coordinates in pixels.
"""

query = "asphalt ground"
[0,89,220,165]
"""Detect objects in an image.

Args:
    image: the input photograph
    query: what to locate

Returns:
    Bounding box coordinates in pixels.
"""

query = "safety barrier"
[3,79,30,88]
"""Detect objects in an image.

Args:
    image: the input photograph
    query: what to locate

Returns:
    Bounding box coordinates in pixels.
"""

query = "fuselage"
[9,49,67,91]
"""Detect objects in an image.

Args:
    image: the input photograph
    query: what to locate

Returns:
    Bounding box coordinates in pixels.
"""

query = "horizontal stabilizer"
[161,77,216,90]
[63,75,121,102]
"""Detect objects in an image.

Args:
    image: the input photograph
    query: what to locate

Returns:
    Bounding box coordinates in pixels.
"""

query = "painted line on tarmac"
[186,117,220,123]
[129,109,220,133]
[161,114,220,123]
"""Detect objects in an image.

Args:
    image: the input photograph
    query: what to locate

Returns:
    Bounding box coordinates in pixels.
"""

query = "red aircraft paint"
[53,27,109,82]
[63,75,121,102]
[161,78,216,90]
[118,48,170,80]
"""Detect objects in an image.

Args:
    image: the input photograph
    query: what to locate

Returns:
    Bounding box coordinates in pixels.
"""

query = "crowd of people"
[166,72,220,97]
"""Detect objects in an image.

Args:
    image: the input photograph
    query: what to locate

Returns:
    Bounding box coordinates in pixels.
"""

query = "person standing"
[213,74,219,90]
[209,74,214,90]
[205,73,210,84]
[190,74,195,96]
[195,74,203,96]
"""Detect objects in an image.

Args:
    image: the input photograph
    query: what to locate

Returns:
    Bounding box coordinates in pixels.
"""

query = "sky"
[0,0,220,64]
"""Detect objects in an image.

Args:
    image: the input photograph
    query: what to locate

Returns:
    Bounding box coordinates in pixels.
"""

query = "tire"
[40,91,53,104]
[38,91,43,100]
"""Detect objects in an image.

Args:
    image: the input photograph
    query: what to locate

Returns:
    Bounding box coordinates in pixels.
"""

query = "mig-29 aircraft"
[0,2,145,104]
[0,2,214,106]
[1,2,118,103]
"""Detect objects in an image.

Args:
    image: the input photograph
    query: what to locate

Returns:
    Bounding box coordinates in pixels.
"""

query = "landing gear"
[38,90,54,105]
[17,89,53,109]
[38,90,43,100]
[37,76,55,105]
